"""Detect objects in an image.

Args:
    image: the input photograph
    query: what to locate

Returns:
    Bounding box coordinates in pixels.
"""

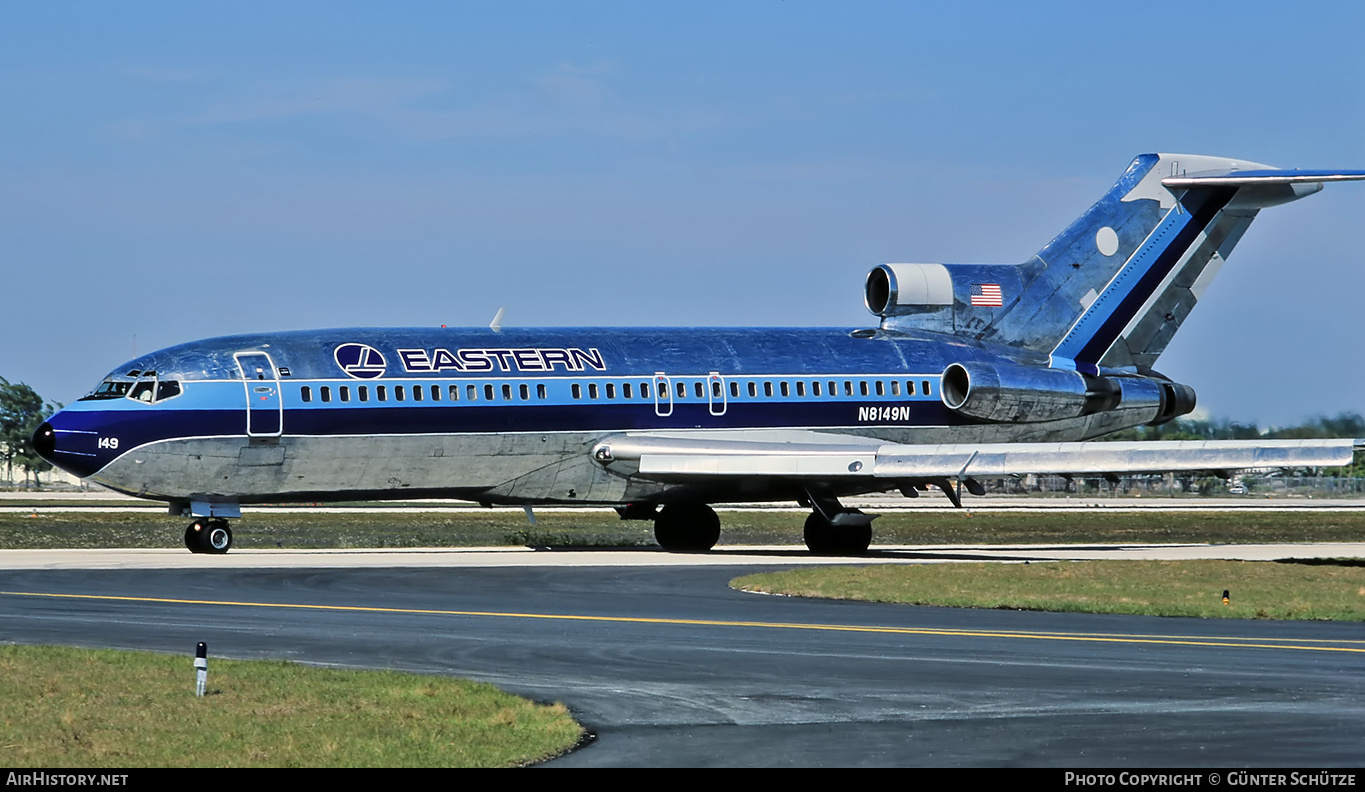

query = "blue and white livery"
[33,154,1365,554]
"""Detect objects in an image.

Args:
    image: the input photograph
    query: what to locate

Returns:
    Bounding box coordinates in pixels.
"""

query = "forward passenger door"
[235,351,283,437]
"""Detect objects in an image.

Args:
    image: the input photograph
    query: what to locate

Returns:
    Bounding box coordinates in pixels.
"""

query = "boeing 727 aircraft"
[32,153,1365,554]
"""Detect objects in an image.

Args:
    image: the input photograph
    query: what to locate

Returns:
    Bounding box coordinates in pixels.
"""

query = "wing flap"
[640,453,876,477]
[875,439,1356,478]
[598,432,1357,482]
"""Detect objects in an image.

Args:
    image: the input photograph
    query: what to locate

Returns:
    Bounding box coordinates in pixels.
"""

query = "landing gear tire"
[653,503,721,552]
[803,513,872,556]
[185,519,233,554]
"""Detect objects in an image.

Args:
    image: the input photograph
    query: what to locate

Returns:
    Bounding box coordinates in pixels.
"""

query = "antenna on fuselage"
[489,307,506,333]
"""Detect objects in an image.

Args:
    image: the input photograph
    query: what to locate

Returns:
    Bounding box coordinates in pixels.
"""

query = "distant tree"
[0,378,59,489]
[1101,411,1365,476]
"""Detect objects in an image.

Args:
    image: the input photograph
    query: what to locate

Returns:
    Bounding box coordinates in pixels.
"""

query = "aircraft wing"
[593,430,1358,481]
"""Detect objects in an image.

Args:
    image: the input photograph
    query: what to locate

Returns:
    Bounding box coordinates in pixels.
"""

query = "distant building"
[1,443,88,489]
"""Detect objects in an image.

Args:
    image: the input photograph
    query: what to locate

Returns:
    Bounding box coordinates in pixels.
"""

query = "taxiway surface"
[2,551,1363,767]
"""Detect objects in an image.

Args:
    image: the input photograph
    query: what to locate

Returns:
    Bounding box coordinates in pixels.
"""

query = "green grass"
[732,559,1365,620]
[0,645,584,767]
[6,508,1365,550]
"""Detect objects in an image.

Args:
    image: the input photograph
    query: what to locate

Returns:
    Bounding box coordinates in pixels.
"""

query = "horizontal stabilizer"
[595,431,1357,481]
[1164,169,1365,187]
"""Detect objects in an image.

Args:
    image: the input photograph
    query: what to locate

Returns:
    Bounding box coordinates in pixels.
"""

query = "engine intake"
[865,264,953,317]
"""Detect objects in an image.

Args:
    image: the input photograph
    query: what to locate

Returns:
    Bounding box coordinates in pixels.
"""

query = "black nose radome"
[32,422,56,462]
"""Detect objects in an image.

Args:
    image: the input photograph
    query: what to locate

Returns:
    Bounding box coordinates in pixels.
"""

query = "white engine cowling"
[865,264,953,317]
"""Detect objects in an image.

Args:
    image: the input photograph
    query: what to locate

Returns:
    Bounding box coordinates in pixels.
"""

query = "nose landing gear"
[185,519,233,554]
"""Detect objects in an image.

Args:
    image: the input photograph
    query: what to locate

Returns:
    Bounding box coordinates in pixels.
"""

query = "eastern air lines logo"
[334,344,387,379]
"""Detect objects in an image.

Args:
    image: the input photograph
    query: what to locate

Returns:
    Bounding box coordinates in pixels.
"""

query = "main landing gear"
[802,512,872,556]
[641,497,873,555]
[185,519,233,554]
[652,503,721,552]
[801,491,874,556]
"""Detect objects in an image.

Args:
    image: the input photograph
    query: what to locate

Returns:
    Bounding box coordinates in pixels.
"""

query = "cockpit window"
[80,380,133,401]
[81,369,185,403]
[125,376,184,404]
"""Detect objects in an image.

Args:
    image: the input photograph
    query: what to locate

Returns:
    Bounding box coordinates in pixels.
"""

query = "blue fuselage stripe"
[50,372,965,477]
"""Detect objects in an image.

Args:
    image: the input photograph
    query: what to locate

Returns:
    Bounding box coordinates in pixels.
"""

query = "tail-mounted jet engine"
[940,361,1195,426]
[864,263,954,318]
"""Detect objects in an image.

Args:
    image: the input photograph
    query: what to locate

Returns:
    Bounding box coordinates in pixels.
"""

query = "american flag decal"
[970,283,1003,306]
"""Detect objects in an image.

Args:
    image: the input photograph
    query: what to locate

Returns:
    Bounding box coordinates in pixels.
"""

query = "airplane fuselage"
[35,153,1364,554]
[43,326,1144,508]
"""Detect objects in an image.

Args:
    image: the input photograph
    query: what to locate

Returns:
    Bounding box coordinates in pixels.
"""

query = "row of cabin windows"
[300,378,933,405]
[572,378,931,400]
[300,382,549,404]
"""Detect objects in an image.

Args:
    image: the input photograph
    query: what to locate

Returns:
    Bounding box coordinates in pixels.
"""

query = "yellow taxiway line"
[5,590,1363,655]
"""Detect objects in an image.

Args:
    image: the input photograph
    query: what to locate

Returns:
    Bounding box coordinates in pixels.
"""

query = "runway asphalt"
[3,547,1363,767]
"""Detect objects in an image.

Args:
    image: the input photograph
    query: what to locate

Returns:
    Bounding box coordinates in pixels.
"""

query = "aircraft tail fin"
[874,154,1364,374]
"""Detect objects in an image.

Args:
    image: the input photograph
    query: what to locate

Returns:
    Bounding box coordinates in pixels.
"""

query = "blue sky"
[3,2,1363,425]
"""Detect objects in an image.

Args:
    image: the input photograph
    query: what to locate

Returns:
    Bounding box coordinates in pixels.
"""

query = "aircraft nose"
[32,422,57,464]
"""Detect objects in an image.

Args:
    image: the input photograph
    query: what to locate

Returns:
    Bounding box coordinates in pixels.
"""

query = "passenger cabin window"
[623,383,633,399]
[875,381,885,396]
[502,384,512,400]
[606,383,615,399]
[395,385,405,402]
[694,382,703,398]
[321,386,331,403]
[431,385,440,401]
[301,386,312,403]
[641,382,650,399]
[411,385,422,402]
[748,382,757,398]
[359,385,369,402]
[537,384,547,399]
[780,381,790,397]
[588,383,599,399]
[449,385,459,401]
[519,383,529,400]
[922,380,931,395]
[795,381,804,397]
[467,384,477,401]
[676,382,686,399]
[860,381,869,397]
[377,385,387,402]
[764,382,773,397]
[572,383,582,400]
[340,386,350,402]
[484,384,494,401]
[729,381,739,398]
[890,381,900,396]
